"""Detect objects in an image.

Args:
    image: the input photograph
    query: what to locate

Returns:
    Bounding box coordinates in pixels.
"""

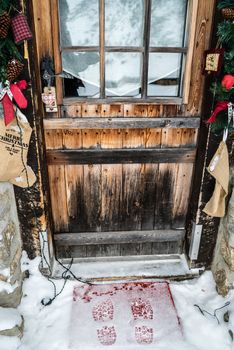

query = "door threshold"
[52,254,202,282]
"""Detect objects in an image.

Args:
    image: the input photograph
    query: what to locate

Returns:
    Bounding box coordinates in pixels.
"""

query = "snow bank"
[0,252,233,349]
[0,308,22,331]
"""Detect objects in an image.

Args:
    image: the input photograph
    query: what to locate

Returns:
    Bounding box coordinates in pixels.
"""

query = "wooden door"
[31,0,216,260]
[45,113,198,259]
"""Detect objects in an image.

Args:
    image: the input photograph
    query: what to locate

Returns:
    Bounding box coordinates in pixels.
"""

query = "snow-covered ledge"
[0,183,23,308]
[212,168,234,296]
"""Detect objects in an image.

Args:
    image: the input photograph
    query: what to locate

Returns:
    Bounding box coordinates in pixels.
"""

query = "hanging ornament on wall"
[203,49,225,75]
[0,11,11,38]
[11,13,32,44]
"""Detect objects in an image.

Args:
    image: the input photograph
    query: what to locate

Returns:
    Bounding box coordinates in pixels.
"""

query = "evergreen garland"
[0,0,22,83]
[217,0,234,10]
[217,21,234,48]
[0,0,18,13]
[208,1,234,134]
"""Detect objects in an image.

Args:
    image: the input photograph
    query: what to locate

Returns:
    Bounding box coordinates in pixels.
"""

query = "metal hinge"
[189,222,203,260]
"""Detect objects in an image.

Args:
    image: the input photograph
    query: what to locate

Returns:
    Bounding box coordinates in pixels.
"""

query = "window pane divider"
[100,0,105,98]
[149,47,187,53]
[61,47,187,53]
[142,0,151,99]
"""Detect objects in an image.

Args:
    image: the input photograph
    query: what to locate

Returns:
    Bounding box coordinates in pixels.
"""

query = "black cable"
[194,301,230,324]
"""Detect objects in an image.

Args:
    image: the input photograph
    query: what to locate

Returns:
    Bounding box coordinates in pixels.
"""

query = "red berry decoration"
[222,75,234,90]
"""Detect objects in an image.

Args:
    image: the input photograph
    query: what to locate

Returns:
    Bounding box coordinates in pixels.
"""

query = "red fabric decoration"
[11,14,32,44]
[0,80,28,125]
[222,75,234,90]
[10,83,27,109]
[207,101,229,124]
[1,93,14,126]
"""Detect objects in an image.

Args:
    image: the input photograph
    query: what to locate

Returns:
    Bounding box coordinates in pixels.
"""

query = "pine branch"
[217,21,234,48]
[224,50,234,75]
[217,0,234,9]
[210,82,234,102]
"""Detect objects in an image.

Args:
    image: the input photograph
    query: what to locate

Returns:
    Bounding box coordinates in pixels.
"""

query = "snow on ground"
[0,252,233,350]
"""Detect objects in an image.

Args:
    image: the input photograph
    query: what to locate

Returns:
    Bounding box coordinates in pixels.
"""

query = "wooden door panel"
[48,161,194,233]
[45,125,198,258]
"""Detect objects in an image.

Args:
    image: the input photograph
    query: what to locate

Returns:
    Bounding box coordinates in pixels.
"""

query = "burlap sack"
[0,105,36,188]
[203,141,229,217]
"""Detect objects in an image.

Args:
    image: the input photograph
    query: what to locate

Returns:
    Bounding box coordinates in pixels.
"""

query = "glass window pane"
[62,52,100,98]
[59,0,99,46]
[105,0,144,46]
[105,53,142,97]
[150,0,187,47]
[148,53,182,97]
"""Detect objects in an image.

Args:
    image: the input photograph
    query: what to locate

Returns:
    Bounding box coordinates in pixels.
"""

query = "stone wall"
[0,183,23,308]
[212,169,234,296]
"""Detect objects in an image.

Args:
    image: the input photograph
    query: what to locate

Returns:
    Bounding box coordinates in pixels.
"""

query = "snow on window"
[106,53,142,97]
[59,0,99,46]
[59,0,188,98]
[105,0,144,46]
[150,0,187,47]
[62,52,100,98]
[148,53,181,97]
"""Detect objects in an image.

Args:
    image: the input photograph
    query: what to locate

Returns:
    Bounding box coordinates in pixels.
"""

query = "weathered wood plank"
[183,0,199,104]
[61,46,187,53]
[62,130,83,232]
[54,230,185,245]
[141,129,162,230]
[43,117,201,129]
[63,97,183,105]
[187,0,216,114]
[47,148,196,165]
[47,164,69,232]
[154,129,182,229]
[100,129,122,232]
[44,130,69,232]
[171,128,197,227]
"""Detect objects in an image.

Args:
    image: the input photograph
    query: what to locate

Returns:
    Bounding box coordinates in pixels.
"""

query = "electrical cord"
[194,301,231,324]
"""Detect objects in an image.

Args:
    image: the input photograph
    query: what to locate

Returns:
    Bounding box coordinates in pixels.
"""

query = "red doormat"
[70,282,182,349]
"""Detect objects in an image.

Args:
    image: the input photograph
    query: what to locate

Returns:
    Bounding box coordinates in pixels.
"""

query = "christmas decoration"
[207,101,229,124]
[204,49,224,75]
[203,140,229,217]
[205,1,234,134]
[0,106,36,188]
[218,0,234,20]
[0,80,28,125]
[0,1,29,83]
[42,87,58,113]
[0,11,11,38]
[11,13,32,44]
[221,75,234,90]
[7,58,24,81]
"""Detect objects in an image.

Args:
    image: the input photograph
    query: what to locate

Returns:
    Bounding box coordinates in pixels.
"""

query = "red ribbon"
[207,101,229,124]
[0,80,28,126]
